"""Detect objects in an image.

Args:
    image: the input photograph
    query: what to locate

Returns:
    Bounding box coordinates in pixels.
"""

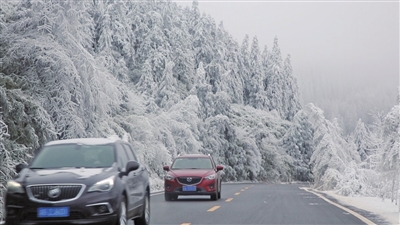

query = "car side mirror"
[125,161,140,174]
[16,163,27,173]
[163,165,170,171]
[216,165,224,171]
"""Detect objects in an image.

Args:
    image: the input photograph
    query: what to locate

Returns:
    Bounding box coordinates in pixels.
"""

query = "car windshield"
[171,157,213,170]
[30,144,115,169]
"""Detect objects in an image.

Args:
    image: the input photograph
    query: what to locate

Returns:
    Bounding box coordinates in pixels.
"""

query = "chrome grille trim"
[177,177,202,185]
[26,184,86,203]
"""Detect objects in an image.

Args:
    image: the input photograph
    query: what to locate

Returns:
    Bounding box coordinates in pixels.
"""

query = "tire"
[116,196,127,225]
[165,193,177,201]
[134,191,150,225]
[165,193,172,201]
[210,192,218,200]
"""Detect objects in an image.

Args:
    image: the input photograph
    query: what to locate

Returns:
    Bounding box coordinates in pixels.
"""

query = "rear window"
[30,144,115,168]
[171,157,213,170]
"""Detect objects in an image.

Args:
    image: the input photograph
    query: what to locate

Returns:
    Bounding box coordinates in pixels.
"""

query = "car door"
[121,143,145,216]
[115,144,136,212]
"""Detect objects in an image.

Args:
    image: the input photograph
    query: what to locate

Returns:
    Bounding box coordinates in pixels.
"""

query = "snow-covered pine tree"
[248,36,268,110]
[350,119,372,161]
[379,104,400,202]
[265,37,284,117]
[304,103,360,190]
[239,35,251,105]
[156,61,180,109]
[216,22,244,104]
[282,54,301,120]
[281,110,314,181]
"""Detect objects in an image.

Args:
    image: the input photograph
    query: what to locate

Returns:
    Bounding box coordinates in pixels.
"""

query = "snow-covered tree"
[350,119,372,161]
[304,103,360,190]
[379,105,400,202]
[282,110,314,181]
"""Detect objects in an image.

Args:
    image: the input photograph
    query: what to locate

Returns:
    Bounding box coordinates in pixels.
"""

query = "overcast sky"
[175,0,399,107]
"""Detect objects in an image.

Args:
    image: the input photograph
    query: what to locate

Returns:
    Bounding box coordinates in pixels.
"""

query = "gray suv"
[5,137,150,225]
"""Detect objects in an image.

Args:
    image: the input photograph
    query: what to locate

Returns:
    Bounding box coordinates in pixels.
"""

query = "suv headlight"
[165,174,175,181]
[205,174,216,180]
[6,180,25,194]
[88,176,115,192]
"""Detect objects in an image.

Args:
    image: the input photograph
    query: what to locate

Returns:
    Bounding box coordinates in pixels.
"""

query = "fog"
[176,0,399,133]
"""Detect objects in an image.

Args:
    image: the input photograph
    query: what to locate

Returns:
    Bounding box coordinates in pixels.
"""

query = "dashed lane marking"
[181,223,191,225]
[234,192,241,196]
[225,198,233,202]
[207,206,221,212]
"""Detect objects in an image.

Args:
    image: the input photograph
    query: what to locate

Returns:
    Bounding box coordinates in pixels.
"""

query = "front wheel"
[165,193,177,201]
[210,192,218,200]
[116,196,127,225]
[134,191,150,225]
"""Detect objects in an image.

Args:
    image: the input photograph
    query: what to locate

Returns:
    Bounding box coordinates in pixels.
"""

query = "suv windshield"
[30,144,115,168]
[171,157,213,170]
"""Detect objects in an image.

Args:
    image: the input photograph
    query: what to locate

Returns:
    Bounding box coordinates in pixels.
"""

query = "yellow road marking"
[207,206,221,212]
[234,192,240,195]
[225,198,233,202]
[241,189,245,191]
[181,223,191,225]
[300,187,376,225]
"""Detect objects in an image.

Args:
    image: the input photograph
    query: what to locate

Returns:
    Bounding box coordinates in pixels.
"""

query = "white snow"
[323,190,399,225]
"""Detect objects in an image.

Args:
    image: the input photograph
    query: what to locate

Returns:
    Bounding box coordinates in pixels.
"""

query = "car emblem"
[48,187,61,198]
[186,177,192,182]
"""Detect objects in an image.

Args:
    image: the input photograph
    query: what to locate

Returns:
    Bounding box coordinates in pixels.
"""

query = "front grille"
[27,184,85,203]
[177,177,202,185]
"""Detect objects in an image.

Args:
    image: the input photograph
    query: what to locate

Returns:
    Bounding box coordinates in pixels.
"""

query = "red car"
[163,154,223,201]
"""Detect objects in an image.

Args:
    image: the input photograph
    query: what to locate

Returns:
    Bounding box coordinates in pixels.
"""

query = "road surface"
[148,183,377,225]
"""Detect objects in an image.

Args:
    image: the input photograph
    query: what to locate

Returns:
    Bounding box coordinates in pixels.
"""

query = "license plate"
[182,185,196,191]
[37,207,69,218]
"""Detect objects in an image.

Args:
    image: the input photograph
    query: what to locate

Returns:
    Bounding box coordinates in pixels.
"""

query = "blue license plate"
[182,185,196,191]
[37,207,69,218]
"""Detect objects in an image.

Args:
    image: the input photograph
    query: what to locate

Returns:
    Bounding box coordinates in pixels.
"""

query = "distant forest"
[0,0,399,220]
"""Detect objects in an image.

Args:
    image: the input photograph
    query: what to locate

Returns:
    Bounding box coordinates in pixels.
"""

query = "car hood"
[15,167,114,185]
[168,169,215,177]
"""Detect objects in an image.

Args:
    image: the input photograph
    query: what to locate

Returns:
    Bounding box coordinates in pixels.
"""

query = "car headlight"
[7,180,25,194]
[88,176,115,192]
[165,174,175,181]
[205,174,216,180]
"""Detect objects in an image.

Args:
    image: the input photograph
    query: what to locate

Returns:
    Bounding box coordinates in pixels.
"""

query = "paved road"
[147,183,373,225]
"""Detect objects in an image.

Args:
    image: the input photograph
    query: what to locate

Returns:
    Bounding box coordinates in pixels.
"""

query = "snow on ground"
[322,190,399,225]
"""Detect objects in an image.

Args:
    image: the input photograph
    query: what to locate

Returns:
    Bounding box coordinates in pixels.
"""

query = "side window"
[116,144,129,171]
[122,144,138,162]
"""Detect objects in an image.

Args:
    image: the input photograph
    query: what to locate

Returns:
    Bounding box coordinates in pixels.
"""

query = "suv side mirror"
[216,165,224,171]
[125,161,140,174]
[16,163,27,173]
[163,165,170,171]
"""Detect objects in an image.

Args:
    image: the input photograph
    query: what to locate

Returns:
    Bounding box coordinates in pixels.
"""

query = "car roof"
[175,154,210,158]
[44,137,123,146]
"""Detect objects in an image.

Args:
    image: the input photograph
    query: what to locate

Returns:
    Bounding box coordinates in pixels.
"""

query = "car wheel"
[165,193,178,201]
[116,196,127,225]
[134,191,150,225]
[210,192,218,200]
[165,193,171,201]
